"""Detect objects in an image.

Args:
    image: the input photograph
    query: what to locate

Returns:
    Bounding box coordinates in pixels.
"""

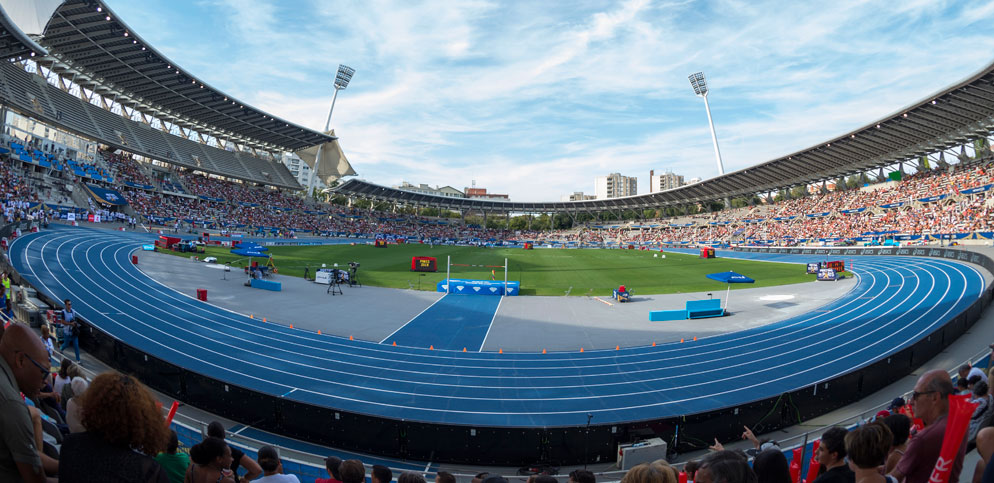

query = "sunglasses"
[911,390,938,400]
[17,351,49,381]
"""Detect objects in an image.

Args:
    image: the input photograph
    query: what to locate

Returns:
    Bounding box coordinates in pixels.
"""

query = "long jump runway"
[10,226,986,427]
[382,294,501,351]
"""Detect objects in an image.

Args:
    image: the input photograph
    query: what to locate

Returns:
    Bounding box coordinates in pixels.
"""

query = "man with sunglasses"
[890,369,966,483]
[0,323,52,482]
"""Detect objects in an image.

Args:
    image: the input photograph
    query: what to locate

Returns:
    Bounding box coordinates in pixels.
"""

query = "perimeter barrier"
[15,244,994,465]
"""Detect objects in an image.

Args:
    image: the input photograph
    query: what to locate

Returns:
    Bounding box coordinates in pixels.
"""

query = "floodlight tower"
[688,72,725,177]
[307,64,356,195]
[689,71,729,209]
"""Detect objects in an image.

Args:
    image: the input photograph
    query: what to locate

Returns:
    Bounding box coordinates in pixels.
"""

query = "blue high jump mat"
[384,294,501,351]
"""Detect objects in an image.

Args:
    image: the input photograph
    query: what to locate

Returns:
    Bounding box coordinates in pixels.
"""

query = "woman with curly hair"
[57,371,170,483]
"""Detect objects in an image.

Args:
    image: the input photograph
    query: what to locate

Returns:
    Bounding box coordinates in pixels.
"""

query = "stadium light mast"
[307,64,356,196]
[688,72,726,177]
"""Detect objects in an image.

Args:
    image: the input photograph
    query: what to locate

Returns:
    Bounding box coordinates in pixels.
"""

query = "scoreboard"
[411,256,438,272]
[823,260,845,272]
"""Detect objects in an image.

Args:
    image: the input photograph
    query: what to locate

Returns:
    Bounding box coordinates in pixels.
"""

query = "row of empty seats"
[0,62,300,189]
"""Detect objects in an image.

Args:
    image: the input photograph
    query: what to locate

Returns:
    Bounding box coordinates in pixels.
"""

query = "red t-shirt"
[894,415,965,483]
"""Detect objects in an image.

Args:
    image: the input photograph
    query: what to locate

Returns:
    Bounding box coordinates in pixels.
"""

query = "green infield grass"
[176,244,819,296]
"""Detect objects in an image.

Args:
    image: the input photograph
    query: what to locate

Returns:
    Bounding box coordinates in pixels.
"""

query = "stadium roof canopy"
[335,59,994,213]
[0,0,335,152]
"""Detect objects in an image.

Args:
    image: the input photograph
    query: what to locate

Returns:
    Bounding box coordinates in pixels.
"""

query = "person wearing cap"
[315,456,342,483]
[254,445,298,482]
[887,397,905,413]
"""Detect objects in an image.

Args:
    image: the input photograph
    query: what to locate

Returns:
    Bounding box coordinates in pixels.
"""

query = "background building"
[281,153,325,190]
[594,173,637,199]
[465,186,510,200]
[562,191,596,201]
[395,181,465,198]
[649,169,685,192]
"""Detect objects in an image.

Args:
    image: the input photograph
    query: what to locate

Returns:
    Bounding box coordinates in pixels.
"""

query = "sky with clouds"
[107,0,994,201]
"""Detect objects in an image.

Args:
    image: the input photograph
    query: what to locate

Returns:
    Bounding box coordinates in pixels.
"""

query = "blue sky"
[109,0,994,201]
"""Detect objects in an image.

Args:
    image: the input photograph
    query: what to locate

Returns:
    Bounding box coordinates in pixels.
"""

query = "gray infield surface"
[138,250,856,351]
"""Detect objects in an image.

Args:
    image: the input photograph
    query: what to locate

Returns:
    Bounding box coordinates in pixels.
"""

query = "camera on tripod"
[348,262,359,270]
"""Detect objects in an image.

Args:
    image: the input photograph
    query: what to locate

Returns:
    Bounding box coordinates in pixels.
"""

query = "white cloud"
[108,0,994,201]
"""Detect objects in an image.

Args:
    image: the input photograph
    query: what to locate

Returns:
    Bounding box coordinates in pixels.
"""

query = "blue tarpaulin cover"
[84,184,129,206]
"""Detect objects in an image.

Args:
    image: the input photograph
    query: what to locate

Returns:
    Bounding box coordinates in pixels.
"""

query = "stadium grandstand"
[1,1,994,483]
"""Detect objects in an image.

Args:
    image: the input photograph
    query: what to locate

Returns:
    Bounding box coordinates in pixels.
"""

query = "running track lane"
[10,226,986,427]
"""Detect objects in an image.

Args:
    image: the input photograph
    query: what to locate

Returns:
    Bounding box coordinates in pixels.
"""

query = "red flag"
[928,394,977,483]
[805,440,821,483]
[790,447,803,483]
[164,400,179,428]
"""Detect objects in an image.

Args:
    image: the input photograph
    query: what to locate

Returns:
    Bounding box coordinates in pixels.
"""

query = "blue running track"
[382,294,502,351]
[10,226,986,427]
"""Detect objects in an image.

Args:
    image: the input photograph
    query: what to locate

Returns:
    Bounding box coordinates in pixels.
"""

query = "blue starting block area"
[436,278,520,295]
[650,298,724,321]
[250,278,281,291]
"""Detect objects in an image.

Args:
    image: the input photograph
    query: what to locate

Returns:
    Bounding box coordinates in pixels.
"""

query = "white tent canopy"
[0,0,63,37]
[294,129,356,187]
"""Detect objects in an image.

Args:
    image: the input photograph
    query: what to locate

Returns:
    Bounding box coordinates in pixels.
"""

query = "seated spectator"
[65,376,89,433]
[812,427,853,483]
[155,429,190,483]
[694,450,755,483]
[339,459,364,483]
[39,326,54,356]
[434,471,454,483]
[316,456,343,483]
[969,381,994,451]
[254,445,298,482]
[59,363,83,409]
[684,461,700,482]
[890,369,965,483]
[957,377,971,395]
[844,422,893,483]
[752,449,790,483]
[960,364,988,385]
[52,357,74,397]
[569,469,596,483]
[373,464,393,483]
[186,437,235,483]
[620,462,675,483]
[58,372,169,482]
[470,472,489,483]
[741,425,780,455]
[886,397,905,415]
[400,472,429,483]
[207,421,261,482]
[880,414,910,474]
[0,323,52,482]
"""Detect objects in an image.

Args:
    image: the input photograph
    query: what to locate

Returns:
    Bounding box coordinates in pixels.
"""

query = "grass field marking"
[477,295,504,352]
[378,293,448,344]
